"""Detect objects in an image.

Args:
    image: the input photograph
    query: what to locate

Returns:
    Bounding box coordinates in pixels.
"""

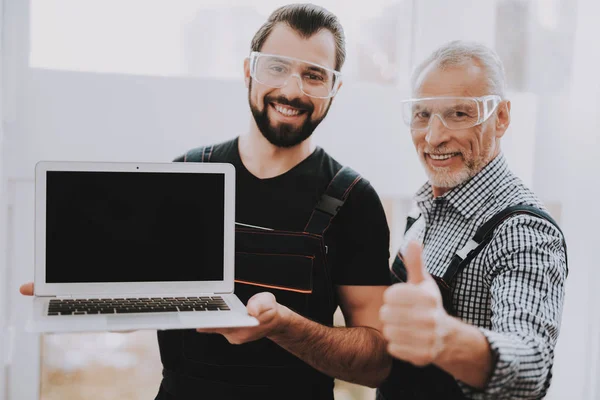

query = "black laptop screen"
[45,170,225,283]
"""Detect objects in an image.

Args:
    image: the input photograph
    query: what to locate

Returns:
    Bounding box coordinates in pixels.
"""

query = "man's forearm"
[435,315,494,389]
[268,306,391,388]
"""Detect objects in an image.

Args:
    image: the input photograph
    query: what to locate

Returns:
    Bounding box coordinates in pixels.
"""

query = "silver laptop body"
[27,161,257,333]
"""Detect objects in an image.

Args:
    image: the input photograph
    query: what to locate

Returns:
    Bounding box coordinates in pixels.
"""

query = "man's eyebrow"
[269,57,292,65]
[452,102,477,110]
[267,55,333,74]
[305,65,328,74]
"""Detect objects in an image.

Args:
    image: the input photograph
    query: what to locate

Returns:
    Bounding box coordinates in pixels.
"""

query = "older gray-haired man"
[378,40,567,399]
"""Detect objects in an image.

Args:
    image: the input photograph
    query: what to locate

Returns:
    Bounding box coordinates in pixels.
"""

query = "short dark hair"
[250,3,346,71]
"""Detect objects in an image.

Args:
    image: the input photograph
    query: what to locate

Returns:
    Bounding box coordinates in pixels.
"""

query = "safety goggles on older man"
[401,95,502,130]
[249,51,342,99]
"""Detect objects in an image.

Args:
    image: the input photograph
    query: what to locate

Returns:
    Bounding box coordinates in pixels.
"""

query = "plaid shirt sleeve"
[462,215,567,399]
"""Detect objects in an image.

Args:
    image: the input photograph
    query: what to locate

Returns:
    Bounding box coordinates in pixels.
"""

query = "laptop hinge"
[55,295,72,299]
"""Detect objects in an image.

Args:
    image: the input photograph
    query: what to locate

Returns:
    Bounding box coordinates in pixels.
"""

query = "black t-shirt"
[174,137,391,288]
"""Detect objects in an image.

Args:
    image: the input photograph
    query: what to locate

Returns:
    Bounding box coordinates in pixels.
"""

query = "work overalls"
[156,145,362,399]
[377,205,565,400]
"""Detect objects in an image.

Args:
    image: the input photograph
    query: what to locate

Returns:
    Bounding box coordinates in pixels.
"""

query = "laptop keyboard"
[46,296,230,316]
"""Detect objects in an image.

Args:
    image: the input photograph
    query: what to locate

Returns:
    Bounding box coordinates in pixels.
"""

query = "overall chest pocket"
[234,252,314,314]
[181,252,315,367]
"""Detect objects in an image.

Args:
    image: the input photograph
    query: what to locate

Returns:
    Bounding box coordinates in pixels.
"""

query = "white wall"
[5,69,426,195]
[0,0,6,397]
[2,0,39,398]
[413,0,497,64]
[544,0,600,398]
[5,182,39,400]
[5,70,540,194]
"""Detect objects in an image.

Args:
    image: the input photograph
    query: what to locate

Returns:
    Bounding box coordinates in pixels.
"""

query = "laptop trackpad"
[106,313,180,329]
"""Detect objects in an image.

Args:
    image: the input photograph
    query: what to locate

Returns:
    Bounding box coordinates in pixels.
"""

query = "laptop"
[27,161,258,333]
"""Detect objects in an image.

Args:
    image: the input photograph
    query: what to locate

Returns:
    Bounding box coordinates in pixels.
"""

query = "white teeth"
[274,104,301,116]
[429,153,457,160]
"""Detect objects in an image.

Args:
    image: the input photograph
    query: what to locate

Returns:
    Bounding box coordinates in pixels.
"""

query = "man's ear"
[243,58,251,88]
[495,100,511,138]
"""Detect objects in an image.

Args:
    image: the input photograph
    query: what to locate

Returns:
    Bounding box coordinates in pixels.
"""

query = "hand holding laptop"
[197,292,289,344]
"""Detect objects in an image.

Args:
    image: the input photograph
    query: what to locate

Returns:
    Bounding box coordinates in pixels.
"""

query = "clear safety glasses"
[401,95,502,130]
[249,51,342,99]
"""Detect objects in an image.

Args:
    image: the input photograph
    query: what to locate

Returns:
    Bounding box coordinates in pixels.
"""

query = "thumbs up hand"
[379,241,450,366]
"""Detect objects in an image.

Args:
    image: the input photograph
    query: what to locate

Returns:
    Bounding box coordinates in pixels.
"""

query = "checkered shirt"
[396,153,567,399]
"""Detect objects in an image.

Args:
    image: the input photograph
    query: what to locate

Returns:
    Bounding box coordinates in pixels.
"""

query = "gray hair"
[411,40,507,98]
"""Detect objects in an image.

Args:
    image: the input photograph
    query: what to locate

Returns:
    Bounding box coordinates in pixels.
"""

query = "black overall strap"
[404,211,422,234]
[390,210,422,283]
[183,145,214,163]
[303,166,362,236]
[442,204,566,283]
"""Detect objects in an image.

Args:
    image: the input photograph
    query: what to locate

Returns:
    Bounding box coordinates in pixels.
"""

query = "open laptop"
[27,161,258,333]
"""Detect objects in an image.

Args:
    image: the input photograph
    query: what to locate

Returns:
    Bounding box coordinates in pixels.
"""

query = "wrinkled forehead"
[259,23,337,71]
[413,61,490,98]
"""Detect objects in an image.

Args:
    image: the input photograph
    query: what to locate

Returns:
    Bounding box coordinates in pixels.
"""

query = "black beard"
[248,79,331,148]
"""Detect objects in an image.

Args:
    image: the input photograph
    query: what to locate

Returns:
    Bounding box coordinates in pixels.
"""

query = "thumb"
[246,292,277,322]
[404,241,430,284]
[19,282,34,296]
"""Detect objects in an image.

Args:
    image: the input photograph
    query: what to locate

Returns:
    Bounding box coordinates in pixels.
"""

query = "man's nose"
[279,74,305,98]
[425,114,450,146]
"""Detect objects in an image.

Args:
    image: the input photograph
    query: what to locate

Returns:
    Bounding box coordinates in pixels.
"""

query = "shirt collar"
[414,153,511,220]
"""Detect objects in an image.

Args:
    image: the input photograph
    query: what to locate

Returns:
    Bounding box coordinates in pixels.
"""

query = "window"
[30,0,412,84]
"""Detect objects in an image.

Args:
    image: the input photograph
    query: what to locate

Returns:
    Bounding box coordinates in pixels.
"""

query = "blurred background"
[1,0,599,399]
